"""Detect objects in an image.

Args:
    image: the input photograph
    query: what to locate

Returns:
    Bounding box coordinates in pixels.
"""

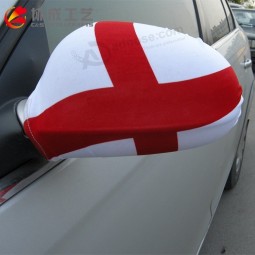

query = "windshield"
[40,0,199,52]
[233,9,255,26]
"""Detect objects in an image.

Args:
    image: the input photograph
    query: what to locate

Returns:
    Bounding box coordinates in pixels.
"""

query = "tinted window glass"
[222,0,235,31]
[199,0,230,44]
[42,0,199,52]
[0,26,50,106]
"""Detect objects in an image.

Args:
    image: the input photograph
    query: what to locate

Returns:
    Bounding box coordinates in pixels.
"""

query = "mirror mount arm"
[16,99,27,127]
[0,98,41,179]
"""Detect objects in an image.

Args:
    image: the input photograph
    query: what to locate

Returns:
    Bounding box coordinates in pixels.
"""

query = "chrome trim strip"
[0,160,62,205]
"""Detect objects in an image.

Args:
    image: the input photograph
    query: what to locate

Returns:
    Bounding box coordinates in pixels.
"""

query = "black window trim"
[226,0,238,29]
[196,0,233,45]
[192,0,203,40]
[221,0,236,32]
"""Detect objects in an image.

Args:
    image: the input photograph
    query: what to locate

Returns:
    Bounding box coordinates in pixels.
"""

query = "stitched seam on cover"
[25,99,49,159]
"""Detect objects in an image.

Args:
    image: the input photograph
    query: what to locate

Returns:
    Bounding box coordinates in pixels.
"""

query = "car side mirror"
[19,22,242,160]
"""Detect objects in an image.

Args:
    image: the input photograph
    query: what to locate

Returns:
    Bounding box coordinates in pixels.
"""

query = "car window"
[41,0,199,53]
[0,23,50,107]
[198,0,230,45]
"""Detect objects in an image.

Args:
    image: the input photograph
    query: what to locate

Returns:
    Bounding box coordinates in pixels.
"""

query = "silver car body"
[0,0,254,254]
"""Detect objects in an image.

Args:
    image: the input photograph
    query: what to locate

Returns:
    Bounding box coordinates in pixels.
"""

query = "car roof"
[229,2,245,8]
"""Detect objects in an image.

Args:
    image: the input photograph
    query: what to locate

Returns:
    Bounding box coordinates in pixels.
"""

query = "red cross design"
[24,22,242,159]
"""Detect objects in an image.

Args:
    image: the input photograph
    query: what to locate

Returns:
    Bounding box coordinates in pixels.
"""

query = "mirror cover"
[24,22,243,160]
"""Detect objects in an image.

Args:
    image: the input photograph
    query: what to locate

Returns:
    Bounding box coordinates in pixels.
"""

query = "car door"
[196,0,254,216]
[0,1,208,254]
